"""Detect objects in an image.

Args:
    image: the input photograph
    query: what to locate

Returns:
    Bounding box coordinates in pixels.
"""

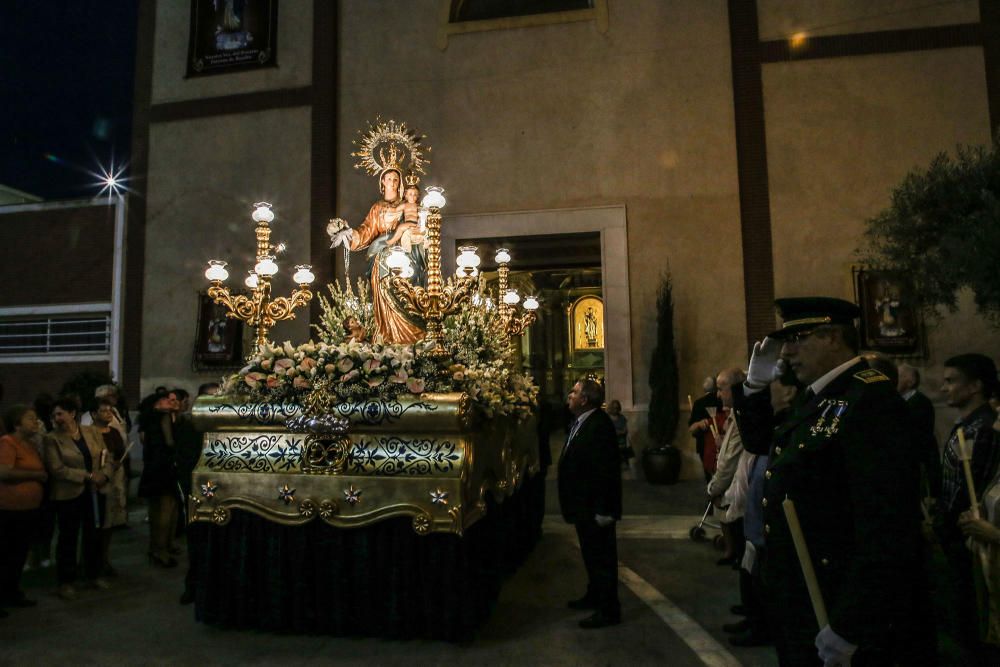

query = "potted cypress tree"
[642,273,681,484]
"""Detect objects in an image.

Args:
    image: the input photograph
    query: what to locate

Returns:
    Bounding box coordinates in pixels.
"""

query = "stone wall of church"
[759,0,999,443]
[150,0,313,103]
[757,0,980,39]
[140,0,314,394]
[138,0,1000,473]
[335,0,999,460]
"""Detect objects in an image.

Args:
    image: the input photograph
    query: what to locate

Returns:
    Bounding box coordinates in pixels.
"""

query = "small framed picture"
[193,292,245,370]
[854,269,923,355]
[186,0,278,77]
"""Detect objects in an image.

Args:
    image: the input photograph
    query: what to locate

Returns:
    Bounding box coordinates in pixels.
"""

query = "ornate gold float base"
[188,393,538,536]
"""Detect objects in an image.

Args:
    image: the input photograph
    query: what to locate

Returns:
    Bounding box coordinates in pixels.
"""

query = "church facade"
[127,0,1000,468]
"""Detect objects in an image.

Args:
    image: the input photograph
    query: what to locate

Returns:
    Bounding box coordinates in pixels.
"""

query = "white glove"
[594,514,615,528]
[746,337,784,389]
[815,625,857,667]
[329,228,353,249]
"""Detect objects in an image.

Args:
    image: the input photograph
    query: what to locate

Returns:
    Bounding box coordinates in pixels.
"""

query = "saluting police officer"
[734,298,929,666]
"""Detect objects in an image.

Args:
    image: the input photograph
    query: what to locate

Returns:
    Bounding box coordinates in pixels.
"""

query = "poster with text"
[187,0,278,77]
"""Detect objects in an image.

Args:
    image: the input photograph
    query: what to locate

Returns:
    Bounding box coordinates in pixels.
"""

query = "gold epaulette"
[853,369,889,384]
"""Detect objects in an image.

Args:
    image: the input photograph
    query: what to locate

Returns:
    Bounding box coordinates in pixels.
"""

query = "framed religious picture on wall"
[854,268,924,356]
[186,0,278,77]
[193,292,245,370]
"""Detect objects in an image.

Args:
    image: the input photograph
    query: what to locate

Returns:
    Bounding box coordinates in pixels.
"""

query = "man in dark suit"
[734,297,928,665]
[898,363,942,500]
[558,378,622,629]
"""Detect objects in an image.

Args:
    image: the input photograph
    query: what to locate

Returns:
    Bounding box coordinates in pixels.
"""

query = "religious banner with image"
[855,269,922,355]
[193,292,245,369]
[186,0,278,77]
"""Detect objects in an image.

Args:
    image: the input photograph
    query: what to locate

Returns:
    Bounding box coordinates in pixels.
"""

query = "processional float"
[191,119,543,639]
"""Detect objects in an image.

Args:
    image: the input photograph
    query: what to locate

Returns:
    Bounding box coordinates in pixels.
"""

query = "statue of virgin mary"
[328,120,431,344]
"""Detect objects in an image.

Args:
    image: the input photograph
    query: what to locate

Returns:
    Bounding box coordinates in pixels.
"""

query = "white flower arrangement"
[226,281,538,420]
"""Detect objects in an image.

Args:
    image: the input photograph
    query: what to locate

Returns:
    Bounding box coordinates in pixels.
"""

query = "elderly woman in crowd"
[0,405,47,614]
[91,397,128,576]
[81,385,128,429]
[138,389,181,568]
[44,396,114,601]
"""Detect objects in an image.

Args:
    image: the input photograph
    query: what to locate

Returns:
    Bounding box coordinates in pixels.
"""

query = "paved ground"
[1,448,779,666]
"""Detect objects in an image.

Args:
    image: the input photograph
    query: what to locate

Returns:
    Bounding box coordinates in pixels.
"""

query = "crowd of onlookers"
[0,381,219,617]
[7,350,1000,660]
[689,353,1000,662]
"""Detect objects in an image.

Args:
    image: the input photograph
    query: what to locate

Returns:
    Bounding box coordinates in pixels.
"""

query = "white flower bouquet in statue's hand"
[327,218,353,249]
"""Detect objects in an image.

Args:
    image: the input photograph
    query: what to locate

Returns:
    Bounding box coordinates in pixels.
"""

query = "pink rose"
[260,359,273,371]
[367,376,384,388]
[340,369,359,383]
[337,357,354,373]
[298,357,317,372]
[324,363,336,375]
[406,377,425,394]
[244,372,265,389]
[274,358,294,375]
[363,359,381,373]
[266,375,280,389]
[390,369,408,384]
[293,375,311,390]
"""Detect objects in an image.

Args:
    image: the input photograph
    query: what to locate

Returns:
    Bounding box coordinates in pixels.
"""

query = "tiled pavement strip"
[546,516,743,667]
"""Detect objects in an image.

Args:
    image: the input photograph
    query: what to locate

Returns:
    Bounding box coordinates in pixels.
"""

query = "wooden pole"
[956,427,992,593]
[956,427,980,518]
[782,498,829,628]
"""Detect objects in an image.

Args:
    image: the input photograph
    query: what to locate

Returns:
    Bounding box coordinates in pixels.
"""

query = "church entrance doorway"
[461,234,603,406]
[441,205,632,413]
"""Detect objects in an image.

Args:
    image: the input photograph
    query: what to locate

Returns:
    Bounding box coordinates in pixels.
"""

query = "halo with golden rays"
[351,117,430,177]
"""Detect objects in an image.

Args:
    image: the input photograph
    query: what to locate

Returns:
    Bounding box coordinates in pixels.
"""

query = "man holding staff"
[734,297,927,665]
[935,353,1000,663]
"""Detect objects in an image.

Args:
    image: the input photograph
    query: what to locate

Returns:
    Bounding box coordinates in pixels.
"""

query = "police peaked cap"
[767,297,861,340]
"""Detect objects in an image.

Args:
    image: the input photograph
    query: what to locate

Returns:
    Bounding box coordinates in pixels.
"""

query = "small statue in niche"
[584,307,599,347]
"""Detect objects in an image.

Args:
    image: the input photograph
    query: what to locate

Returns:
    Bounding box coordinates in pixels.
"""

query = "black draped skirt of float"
[189,472,545,641]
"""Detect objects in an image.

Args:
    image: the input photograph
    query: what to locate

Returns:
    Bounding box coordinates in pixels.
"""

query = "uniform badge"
[853,369,889,384]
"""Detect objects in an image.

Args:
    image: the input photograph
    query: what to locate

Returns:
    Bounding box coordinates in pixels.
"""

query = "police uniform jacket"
[734,360,923,654]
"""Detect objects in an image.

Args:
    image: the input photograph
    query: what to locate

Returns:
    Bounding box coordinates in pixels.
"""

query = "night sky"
[0,1,139,200]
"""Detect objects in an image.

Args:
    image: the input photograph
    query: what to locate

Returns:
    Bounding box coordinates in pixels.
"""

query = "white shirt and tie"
[564,408,596,454]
